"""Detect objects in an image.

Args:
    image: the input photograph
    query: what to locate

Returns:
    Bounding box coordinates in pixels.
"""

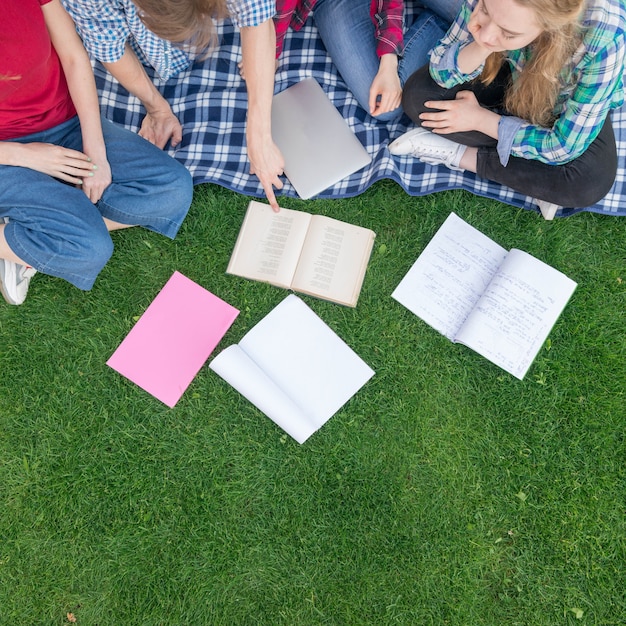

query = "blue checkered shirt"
[429,0,625,165]
[63,0,276,81]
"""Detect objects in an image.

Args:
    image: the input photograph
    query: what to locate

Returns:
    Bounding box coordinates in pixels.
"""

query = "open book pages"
[392,213,577,380]
[209,294,375,443]
[227,201,375,307]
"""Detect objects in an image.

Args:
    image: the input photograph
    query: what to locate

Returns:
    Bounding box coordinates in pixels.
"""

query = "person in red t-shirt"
[0,0,192,305]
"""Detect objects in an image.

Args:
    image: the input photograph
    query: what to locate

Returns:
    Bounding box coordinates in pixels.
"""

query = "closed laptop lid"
[271,78,372,200]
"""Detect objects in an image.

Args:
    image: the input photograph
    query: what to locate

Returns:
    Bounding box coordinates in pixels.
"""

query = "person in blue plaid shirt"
[389,0,625,217]
[63,0,285,210]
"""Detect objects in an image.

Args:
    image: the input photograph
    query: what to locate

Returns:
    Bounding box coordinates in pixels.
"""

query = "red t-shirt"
[0,0,77,140]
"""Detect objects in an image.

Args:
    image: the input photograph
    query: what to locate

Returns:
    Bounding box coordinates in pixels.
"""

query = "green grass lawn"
[1,181,624,625]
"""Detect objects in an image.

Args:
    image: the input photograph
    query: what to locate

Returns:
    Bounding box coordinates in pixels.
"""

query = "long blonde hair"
[132,0,230,54]
[481,0,585,126]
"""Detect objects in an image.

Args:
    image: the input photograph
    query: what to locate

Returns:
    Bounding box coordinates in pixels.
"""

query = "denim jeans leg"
[1,118,114,289]
[314,0,451,123]
[314,0,382,118]
[94,118,193,238]
[2,116,192,290]
[398,11,449,89]
[418,0,465,24]
[1,166,115,290]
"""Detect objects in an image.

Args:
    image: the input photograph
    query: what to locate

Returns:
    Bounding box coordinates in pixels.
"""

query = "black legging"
[402,64,617,207]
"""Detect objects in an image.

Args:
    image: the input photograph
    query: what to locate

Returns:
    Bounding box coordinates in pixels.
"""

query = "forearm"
[240,19,276,145]
[0,142,25,168]
[103,44,172,115]
[239,18,284,210]
[457,41,491,75]
[103,44,181,149]
[44,2,106,159]
[379,53,399,74]
[429,0,484,87]
[475,107,501,140]
[63,58,108,157]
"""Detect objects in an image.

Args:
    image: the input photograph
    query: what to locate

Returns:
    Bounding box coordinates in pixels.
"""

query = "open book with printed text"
[392,213,577,380]
[209,294,375,443]
[227,201,375,307]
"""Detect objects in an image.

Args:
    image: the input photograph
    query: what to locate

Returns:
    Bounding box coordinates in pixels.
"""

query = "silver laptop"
[271,78,372,200]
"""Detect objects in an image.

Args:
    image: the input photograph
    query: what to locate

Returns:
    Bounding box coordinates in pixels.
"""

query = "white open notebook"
[209,294,375,443]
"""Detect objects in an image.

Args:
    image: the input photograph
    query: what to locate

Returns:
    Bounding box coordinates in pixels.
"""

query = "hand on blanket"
[138,108,183,150]
[248,137,285,212]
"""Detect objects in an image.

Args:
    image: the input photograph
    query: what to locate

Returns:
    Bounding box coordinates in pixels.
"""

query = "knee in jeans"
[75,229,114,274]
[159,165,193,214]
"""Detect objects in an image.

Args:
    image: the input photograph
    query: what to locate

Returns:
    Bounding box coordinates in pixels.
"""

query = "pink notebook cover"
[107,271,239,407]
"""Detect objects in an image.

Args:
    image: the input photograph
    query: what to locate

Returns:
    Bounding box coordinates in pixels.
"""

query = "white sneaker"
[389,127,465,170]
[0,259,37,305]
[535,199,560,220]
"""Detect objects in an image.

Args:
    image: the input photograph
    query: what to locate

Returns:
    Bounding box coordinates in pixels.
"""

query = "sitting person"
[389,0,625,217]
[63,0,285,209]
[0,0,192,305]
[275,0,462,121]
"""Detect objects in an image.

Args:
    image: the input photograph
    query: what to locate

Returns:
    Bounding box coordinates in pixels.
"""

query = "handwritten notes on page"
[392,213,577,379]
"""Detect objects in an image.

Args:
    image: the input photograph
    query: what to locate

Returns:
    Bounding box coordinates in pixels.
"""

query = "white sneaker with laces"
[1,219,37,305]
[389,127,466,171]
[0,258,37,305]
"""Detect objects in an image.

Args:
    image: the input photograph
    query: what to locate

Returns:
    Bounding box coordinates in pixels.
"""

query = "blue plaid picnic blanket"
[94,15,626,217]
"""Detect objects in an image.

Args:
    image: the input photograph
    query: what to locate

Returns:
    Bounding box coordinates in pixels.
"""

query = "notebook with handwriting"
[392,213,577,379]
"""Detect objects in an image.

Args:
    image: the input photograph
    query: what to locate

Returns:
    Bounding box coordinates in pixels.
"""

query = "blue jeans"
[1,116,192,290]
[313,0,459,121]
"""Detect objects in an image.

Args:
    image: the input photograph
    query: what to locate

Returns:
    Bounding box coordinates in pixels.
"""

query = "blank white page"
[238,295,374,435]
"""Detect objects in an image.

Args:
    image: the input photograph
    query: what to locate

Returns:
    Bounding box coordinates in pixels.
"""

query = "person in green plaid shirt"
[389,0,625,216]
